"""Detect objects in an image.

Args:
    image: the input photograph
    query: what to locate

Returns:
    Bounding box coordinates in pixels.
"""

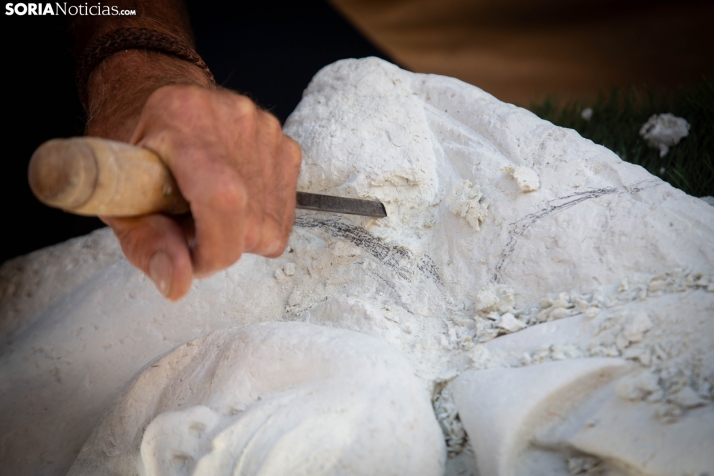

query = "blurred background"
[2,0,712,264]
[330,0,714,105]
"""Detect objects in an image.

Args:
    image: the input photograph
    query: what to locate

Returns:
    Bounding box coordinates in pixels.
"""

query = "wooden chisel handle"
[29,137,190,217]
[29,136,389,218]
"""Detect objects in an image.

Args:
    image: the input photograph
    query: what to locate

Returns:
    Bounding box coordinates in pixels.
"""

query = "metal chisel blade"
[296,192,387,218]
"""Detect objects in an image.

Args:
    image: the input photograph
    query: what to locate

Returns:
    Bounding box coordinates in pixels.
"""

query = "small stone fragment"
[654,403,683,423]
[639,113,690,157]
[484,311,500,321]
[532,347,551,363]
[590,345,620,358]
[549,307,570,320]
[446,179,489,231]
[670,386,708,409]
[474,284,515,313]
[647,389,665,402]
[623,347,652,366]
[501,165,540,193]
[584,307,600,319]
[477,329,498,343]
[470,344,491,368]
[495,287,516,314]
[615,331,631,351]
[287,290,301,306]
[694,275,709,287]
[652,343,669,361]
[573,296,589,311]
[550,346,566,360]
[567,455,600,475]
[284,263,296,276]
[623,312,653,342]
[475,288,499,312]
[616,371,660,401]
[496,313,525,333]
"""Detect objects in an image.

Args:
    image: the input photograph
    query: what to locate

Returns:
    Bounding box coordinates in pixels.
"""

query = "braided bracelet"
[76,27,216,110]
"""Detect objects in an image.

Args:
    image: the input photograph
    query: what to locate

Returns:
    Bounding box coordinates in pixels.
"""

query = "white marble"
[1,58,713,476]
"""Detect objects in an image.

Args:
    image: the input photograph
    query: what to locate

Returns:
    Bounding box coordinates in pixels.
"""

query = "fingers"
[186,162,248,278]
[119,85,302,295]
[257,133,301,258]
[102,215,193,301]
[135,88,255,277]
[248,111,302,258]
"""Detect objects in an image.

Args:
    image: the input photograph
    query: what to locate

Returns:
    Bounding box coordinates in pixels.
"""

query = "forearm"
[67,0,213,141]
[86,51,213,141]
[64,2,301,301]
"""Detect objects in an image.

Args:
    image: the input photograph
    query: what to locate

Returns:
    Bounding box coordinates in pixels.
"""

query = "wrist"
[86,49,214,141]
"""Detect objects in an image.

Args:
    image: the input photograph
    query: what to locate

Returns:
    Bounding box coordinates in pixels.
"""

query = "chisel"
[28,137,387,218]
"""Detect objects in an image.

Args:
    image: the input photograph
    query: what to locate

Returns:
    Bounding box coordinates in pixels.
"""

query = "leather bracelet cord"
[76,27,216,110]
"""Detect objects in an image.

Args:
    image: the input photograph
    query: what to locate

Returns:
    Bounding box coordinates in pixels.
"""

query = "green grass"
[529,79,714,198]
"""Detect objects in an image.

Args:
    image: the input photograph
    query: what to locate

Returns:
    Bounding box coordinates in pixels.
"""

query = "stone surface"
[1,58,713,475]
[68,323,444,476]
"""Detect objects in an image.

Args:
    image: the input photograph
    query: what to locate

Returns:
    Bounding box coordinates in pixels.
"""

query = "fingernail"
[149,251,172,297]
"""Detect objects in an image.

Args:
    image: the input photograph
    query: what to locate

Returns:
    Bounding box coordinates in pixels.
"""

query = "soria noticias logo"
[5,3,136,15]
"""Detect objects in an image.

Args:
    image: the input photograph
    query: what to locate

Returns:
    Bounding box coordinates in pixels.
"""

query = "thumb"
[102,214,193,301]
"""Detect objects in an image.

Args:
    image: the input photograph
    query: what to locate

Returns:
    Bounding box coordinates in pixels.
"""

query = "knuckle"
[152,85,210,117]
[206,177,248,212]
[284,137,303,167]
[149,85,199,110]
[263,111,282,133]
[232,95,258,119]
[143,86,212,136]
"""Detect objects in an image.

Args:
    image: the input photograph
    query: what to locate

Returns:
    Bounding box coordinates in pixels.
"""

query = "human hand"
[88,53,301,300]
[102,85,301,300]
